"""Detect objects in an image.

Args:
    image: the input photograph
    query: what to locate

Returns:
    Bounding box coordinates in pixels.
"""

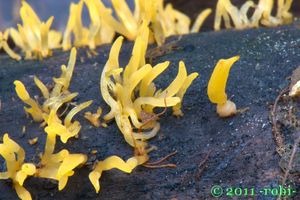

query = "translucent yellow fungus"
[45,100,92,144]
[0,30,21,61]
[0,133,36,200]
[214,0,293,30]
[9,1,62,59]
[207,56,240,117]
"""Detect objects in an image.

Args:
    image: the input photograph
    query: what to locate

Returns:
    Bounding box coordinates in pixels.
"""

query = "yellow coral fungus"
[37,148,87,191]
[62,0,115,50]
[207,56,240,117]
[14,80,44,122]
[9,1,61,59]
[89,155,145,193]
[37,106,89,191]
[14,48,88,124]
[81,0,211,46]
[91,24,198,192]
[214,0,294,30]
[84,107,103,127]
[277,0,293,24]
[0,30,21,61]
[0,133,36,200]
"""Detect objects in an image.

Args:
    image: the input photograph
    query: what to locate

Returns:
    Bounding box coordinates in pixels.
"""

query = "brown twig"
[271,87,289,155]
[143,151,177,169]
[282,135,300,186]
[146,37,182,64]
[195,150,212,180]
[138,97,168,134]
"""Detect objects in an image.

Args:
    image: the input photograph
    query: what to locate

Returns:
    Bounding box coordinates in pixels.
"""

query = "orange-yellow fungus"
[207,56,240,117]
[0,133,36,200]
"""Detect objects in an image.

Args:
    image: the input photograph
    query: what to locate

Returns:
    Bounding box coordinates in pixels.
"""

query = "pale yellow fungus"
[62,1,88,50]
[289,80,300,97]
[63,0,115,50]
[207,56,240,117]
[81,0,211,46]
[0,30,21,61]
[277,0,293,24]
[191,9,212,33]
[84,107,103,127]
[214,0,294,30]
[28,137,38,145]
[10,1,62,59]
[0,133,36,200]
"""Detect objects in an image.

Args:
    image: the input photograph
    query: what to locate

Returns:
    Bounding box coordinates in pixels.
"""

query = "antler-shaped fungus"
[90,21,198,193]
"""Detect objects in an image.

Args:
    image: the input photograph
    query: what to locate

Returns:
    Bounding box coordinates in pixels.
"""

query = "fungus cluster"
[89,22,198,192]
[14,48,89,124]
[214,0,293,30]
[9,1,61,59]
[0,30,21,60]
[4,49,92,200]
[0,0,294,199]
[0,0,294,60]
[0,0,212,60]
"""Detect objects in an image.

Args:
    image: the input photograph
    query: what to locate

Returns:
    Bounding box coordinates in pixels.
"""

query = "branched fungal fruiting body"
[0,134,36,200]
[13,48,91,193]
[208,56,240,117]
[91,21,198,193]
[14,48,92,126]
